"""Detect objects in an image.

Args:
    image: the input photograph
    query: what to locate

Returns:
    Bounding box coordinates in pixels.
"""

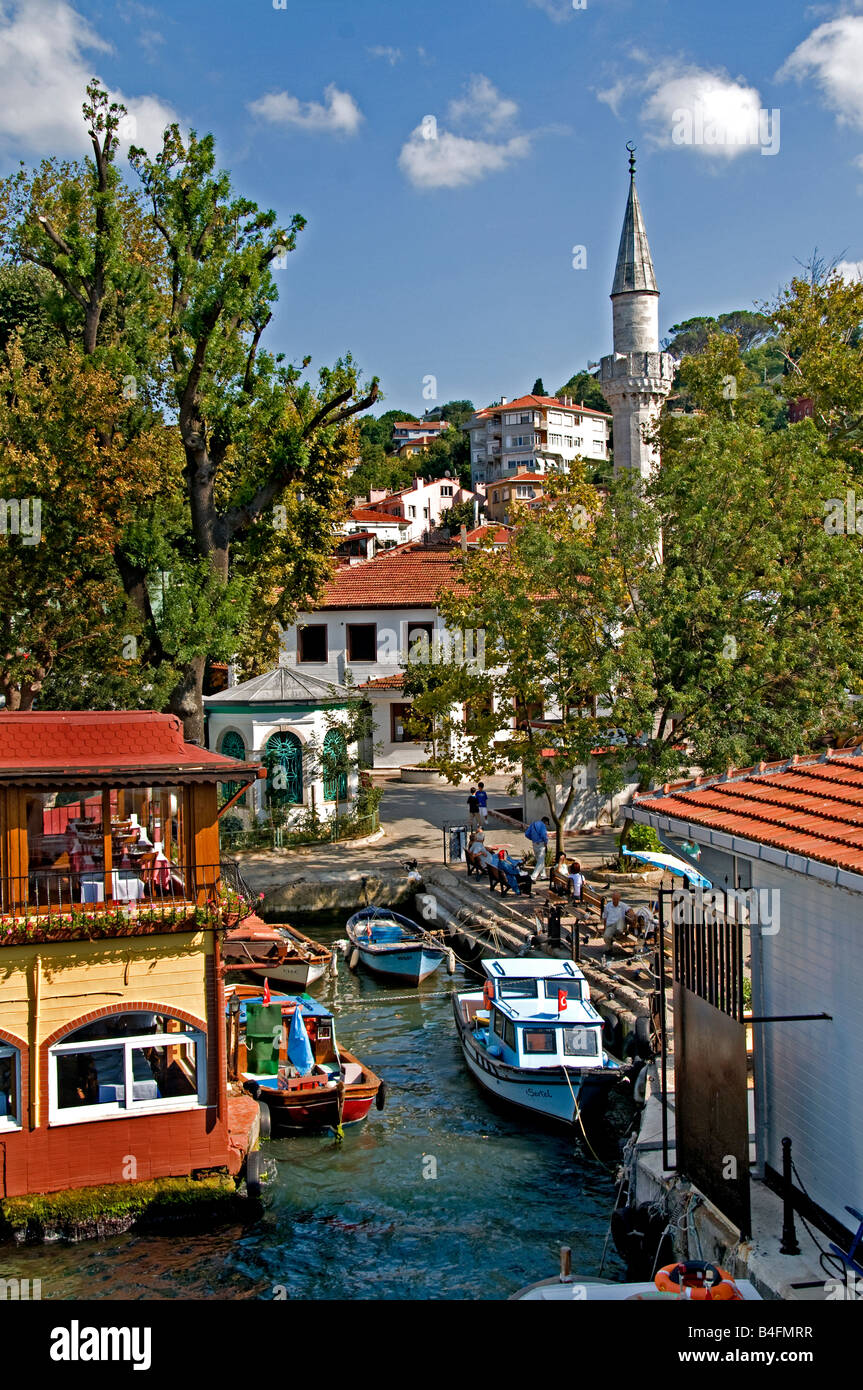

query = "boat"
[345,906,452,986]
[511,1271,762,1300]
[222,914,332,989]
[225,984,384,1134]
[452,957,620,1126]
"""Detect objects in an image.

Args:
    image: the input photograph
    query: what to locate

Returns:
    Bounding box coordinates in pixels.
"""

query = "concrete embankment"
[258,870,416,918]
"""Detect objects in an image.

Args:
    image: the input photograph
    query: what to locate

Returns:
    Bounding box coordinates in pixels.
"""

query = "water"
[1,913,628,1300]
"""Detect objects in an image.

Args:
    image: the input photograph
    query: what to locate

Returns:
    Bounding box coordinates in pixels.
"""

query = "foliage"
[532,377,545,396]
[555,369,610,415]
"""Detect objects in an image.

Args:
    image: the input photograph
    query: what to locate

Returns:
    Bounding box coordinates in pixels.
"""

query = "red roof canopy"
[633,750,863,876]
[0,710,261,787]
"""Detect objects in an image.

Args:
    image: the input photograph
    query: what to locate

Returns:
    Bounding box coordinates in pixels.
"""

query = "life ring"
[482,980,494,1009]
[655,1262,742,1301]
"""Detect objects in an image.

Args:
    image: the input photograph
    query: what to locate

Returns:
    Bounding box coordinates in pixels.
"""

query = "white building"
[627,749,863,1245]
[358,476,476,544]
[204,668,358,824]
[464,394,610,492]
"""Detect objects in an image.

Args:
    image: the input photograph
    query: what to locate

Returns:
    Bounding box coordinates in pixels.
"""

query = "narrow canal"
[3,911,628,1300]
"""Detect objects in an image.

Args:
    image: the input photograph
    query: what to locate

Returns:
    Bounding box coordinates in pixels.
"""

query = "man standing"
[601,891,630,953]
[467,787,480,830]
[476,782,489,827]
[525,816,550,882]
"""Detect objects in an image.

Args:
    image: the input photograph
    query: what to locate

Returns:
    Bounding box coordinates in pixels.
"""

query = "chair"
[466,847,487,877]
[828,1207,863,1283]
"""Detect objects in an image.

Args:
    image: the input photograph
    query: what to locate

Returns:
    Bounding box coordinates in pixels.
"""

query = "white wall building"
[359,476,476,543]
[464,394,610,492]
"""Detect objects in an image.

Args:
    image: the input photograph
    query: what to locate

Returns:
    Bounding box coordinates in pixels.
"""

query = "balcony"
[0,861,256,945]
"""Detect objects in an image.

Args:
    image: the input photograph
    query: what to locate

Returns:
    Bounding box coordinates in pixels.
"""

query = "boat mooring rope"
[560,1063,614,1172]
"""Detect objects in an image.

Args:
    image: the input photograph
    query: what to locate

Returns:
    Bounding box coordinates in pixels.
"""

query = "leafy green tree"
[555,369,610,414]
[0,83,377,734]
[531,377,545,396]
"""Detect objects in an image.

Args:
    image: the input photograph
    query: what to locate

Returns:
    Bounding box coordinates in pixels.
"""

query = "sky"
[1,0,862,417]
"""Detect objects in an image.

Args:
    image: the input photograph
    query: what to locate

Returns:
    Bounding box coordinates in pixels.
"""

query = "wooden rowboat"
[222,915,332,989]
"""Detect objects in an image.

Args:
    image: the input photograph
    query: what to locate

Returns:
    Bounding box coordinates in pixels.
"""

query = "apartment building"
[391,419,449,449]
[485,473,546,524]
[357,476,475,543]
[463,394,611,491]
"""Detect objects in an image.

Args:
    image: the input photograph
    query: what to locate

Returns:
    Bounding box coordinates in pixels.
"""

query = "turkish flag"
[262,979,271,1005]
[558,989,567,1013]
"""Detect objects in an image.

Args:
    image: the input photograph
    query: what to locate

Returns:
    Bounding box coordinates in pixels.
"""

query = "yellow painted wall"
[0,930,213,1044]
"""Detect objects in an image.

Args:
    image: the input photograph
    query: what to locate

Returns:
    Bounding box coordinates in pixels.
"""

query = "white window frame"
[0,1044,21,1131]
[48,1022,207,1126]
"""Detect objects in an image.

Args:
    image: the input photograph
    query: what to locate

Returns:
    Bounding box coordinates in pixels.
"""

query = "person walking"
[476,783,489,827]
[467,788,480,831]
[525,816,550,882]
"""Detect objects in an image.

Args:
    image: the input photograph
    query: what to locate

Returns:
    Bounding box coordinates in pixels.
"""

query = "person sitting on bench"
[494,849,532,896]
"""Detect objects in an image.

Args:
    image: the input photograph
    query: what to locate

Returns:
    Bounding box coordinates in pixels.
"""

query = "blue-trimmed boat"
[453,958,620,1126]
[345,907,451,986]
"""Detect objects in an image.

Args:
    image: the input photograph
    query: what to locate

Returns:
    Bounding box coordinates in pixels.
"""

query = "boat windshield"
[562,1026,599,1056]
[521,1028,556,1054]
[497,978,538,999]
[543,978,585,1001]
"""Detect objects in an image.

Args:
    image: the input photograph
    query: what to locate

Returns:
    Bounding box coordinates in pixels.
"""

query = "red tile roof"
[472,395,610,420]
[312,542,465,610]
[490,473,546,485]
[0,710,261,785]
[350,507,409,525]
[465,524,513,543]
[633,750,863,876]
[358,674,405,690]
[393,420,448,430]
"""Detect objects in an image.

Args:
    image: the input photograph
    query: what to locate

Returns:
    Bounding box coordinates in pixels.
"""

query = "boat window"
[491,1008,505,1038]
[521,1029,557,1054]
[498,978,538,999]
[563,1027,599,1057]
[544,978,584,1001]
[503,1019,516,1051]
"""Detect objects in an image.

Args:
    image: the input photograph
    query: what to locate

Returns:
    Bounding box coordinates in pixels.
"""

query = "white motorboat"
[452,957,620,1126]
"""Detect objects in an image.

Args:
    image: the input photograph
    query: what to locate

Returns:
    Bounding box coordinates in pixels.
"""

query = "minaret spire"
[599,146,674,479]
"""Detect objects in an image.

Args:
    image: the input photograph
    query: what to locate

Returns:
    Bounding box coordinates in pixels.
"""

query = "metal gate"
[659,883,751,1240]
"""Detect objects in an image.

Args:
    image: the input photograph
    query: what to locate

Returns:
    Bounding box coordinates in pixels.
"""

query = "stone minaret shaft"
[600,147,674,479]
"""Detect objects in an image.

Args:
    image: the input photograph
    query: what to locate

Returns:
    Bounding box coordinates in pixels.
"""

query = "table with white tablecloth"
[80,870,146,904]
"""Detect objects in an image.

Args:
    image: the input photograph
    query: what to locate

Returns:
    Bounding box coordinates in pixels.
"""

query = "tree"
[555,369,610,414]
[1,84,377,735]
[532,377,545,396]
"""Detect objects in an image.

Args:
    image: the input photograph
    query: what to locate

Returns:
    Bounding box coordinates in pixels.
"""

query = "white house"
[464,394,611,492]
[203,667,358,824]
[627,748,863,1244]
[357,476,476,543]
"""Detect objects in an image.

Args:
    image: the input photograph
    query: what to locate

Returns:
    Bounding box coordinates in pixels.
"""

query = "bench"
[487,862,532,896]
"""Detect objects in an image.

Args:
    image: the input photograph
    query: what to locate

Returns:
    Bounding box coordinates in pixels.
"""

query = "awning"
[620,846,712,888]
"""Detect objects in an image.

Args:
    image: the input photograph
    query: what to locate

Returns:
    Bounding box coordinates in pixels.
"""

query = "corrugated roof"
[633,750,863,875]
[204,668,353,705]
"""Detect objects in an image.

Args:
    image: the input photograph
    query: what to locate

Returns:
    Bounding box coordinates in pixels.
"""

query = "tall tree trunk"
[169,656,207,743]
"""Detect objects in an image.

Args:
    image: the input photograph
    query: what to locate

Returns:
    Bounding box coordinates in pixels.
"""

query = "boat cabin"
[469,959,605,1071]
[0,710,262,1200]
[225,989,339,1083]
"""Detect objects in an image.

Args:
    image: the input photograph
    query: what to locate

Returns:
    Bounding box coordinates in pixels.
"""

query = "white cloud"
[367,45,402,65]
[398,126,530,189]
[528,0,575,22]
[640,61,771,159]
[835,258,863,281]
[778,17,863,128]
[248,84,363,136]
[0,0,179,156]
[448,75,518,133]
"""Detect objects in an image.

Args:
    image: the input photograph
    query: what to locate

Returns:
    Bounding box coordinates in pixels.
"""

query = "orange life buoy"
[655,1262,743,1301]
[482,981,494,1009]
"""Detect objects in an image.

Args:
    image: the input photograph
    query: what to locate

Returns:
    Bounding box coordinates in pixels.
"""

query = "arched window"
[0,1043,21,1129]
[265,731,303,806]
[48,1010,206,1122]
[219,729,247,806]
[322,730,348,802]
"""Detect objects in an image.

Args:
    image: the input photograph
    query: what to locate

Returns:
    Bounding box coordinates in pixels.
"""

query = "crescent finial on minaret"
[626,141,636,177]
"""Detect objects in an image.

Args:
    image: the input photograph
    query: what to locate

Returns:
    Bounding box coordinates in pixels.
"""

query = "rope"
[559,1063,614,1171]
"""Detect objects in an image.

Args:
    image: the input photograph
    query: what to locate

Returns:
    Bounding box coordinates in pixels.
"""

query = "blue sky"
[2,0,863,415]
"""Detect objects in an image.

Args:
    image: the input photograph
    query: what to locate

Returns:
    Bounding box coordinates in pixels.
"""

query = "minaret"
[600,145,674,479]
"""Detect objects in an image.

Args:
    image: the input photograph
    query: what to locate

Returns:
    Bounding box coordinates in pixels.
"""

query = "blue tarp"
[287,1004,314,1075]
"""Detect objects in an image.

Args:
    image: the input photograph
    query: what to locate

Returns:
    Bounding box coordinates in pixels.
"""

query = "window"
[298,625,327,663]
[406,622,434,663]
[322,730,348,802]
[0,1045,21,1129]
[218,730,247,808]
[265,731,303,805]
[498,977,538,999]
[492,491,499,504]
[563,1027,599,1057]
[49,1011,205,1123]
[522,1029,557,1055]
[409,506,416,519]
[544,978,585,1001]
[347,624,377,663]
[391,702,426,744]
[440,485,453,497]
[503,1018,516,1051]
